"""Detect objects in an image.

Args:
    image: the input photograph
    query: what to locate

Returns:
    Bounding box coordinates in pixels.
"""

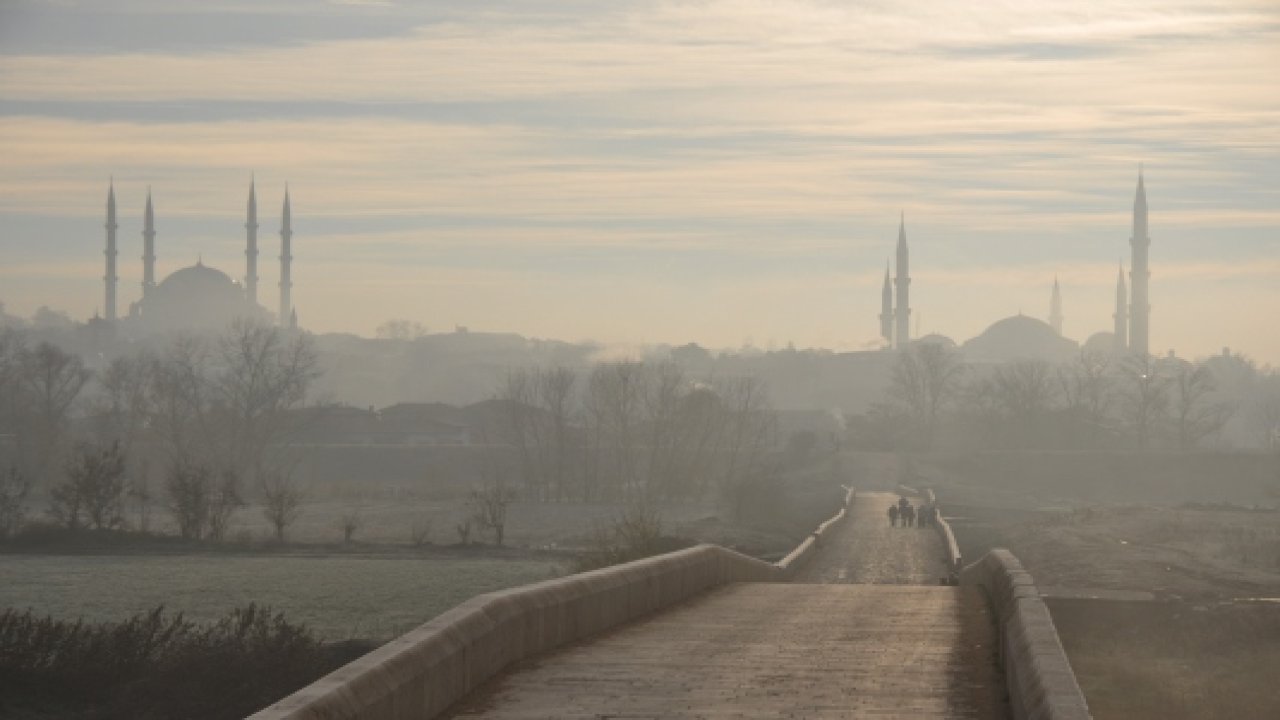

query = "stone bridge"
[250,492,1090,719]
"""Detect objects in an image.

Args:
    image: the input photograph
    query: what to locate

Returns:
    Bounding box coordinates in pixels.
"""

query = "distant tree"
[15,341,91,484]
[1118,354,1171,450]
[0,330,26,437]
[469,476,516,547]
[165,462,213,540]
[1244,373,1280,449]
[410,516,434,546]
[260,470,304,543]
[989,360,1059,448]
[50,441,127,531]
[375,319,427,340]
[340,507,362,544]
[0,465,31,538]
[888,343,965,449]
[92,353,155,452]
[205,469,244,541]
[211,318,320,483]
[1170,363,1234,450]
[454,517,472,545]
[127,465,153,533]
[717,376,777,522]
[1058,351,1115,448]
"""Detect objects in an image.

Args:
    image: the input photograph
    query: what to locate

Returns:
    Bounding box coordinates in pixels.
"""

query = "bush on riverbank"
[0,604,369,720]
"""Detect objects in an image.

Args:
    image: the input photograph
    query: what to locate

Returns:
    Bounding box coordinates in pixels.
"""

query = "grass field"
[0,553,564,640]
[1050,598,1280,720]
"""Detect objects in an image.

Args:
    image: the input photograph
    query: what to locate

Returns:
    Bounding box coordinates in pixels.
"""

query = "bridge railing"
[962,549,1092,720]
[249,487,856,720]
[925,488,963,582]
[776,485,856,576]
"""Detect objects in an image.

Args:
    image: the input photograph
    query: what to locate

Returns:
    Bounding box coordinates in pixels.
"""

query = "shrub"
[572,503,690,573]
[0,604,341,720]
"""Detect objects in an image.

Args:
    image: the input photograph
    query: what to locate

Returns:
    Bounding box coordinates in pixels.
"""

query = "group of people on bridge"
[887,496,937,528]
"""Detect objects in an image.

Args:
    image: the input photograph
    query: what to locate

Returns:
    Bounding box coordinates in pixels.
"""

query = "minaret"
[1129,169,1150,356]
[1113,264,1128,353]
[894,213,910,349]
[1049,276,1063,335]
[104,179,118,322]
[142,188,156,298]
[245,176,259,305]
[279,186,293,326]
[879,261,893,345]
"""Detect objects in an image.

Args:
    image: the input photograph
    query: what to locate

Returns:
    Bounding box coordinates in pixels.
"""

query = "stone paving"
[446,491,1008,719]
[795,491,954,586]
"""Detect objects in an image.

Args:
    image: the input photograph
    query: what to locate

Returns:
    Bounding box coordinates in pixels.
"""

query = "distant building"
[872,172,1155,361]
[100,179,297,335]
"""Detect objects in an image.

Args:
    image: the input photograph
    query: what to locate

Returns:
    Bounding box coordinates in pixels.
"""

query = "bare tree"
[717,376,777,522]
[454,517,472,545]
[50,441,127,531]
[410,515,434,546]
[165,461,213,540]
[340,507,363,544]
[469,476,516,547]
[888,343,965,449]
[586,362,647,500]
[537,367,577,500]
[205,469,243,541]
[0,465,31,538]
[15,342,91,485]
[261,470,304,543]
[149,337,212,466]
[211,318,320,483]
[1058,351,1115,448]
[1171,363,1234,450]
[375,319,427,340]
[0,330,27,447]
[1119,354,1171,450]
[127,466,153,533]
[92,354,155,452]
[989,360,1059,448]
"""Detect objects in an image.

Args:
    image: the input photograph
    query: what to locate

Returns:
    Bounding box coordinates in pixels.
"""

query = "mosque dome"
[156,262,239,298]
[961,314,1079,363]
[132,260,266,333]
[1082,331,1118,357]
[912,333,957,349]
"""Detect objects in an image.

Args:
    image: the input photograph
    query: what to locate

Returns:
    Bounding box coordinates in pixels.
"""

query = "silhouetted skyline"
[1,1,1276,362]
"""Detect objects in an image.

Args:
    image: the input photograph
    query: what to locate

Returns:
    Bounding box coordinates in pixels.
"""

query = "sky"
[1,0,1277,362]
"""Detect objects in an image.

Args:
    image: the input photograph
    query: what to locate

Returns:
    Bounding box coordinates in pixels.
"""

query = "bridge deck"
[449,583,1003,719]
[448,492,1006,719]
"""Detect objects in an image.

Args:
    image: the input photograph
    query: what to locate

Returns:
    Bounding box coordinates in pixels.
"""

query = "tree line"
[863,343,1278,452]
[494,362,779,519]
[0,319,319,541]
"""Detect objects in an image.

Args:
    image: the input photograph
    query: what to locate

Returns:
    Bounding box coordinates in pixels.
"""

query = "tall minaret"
[879,261,893,345]
[1049,276,1063,335]
[104,179,118,322]
[894,213,911,349]
[142,188,156,298]
[245,176,259,305]
[1113,264,1128,353]
[279,186,293,326]
[1129,169,1150,356]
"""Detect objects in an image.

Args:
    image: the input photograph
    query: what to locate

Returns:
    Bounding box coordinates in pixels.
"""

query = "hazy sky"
[1,0,1277,362]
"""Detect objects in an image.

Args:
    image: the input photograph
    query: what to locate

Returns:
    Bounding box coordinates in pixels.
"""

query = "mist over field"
[1,1,1278,719]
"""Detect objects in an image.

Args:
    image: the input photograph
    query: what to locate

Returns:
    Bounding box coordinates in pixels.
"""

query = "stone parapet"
[961,549,1092,720]
[249,544,783,720]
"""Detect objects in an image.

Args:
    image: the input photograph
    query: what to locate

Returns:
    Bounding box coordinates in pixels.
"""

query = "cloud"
[0,0,1277,362]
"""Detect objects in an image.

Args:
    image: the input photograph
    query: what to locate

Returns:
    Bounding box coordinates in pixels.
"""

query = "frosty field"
[0,553,564,640]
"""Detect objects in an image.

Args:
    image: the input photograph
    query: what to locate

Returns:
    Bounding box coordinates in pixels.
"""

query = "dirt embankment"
[915,449,1280,720]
